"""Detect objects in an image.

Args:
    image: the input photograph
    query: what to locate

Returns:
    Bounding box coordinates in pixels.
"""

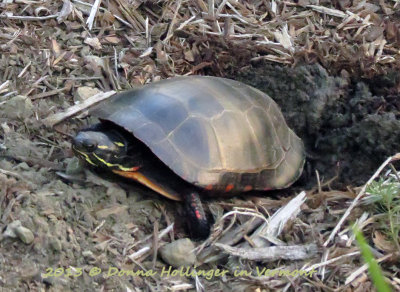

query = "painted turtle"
[72,76,305,238]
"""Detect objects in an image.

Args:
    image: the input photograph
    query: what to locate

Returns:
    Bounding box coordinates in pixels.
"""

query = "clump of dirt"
[231,63,400,186]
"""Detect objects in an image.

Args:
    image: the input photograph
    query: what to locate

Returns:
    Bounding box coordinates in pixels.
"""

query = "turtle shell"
[90,76,305,192]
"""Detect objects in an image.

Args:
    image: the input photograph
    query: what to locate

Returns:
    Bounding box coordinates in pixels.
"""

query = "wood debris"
[215,243,318,262]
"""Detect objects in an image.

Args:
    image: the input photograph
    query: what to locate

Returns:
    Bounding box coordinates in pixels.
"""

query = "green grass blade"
[353,225,391,292]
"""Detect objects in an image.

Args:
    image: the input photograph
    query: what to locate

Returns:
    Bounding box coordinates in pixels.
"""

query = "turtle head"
[72,129,136,171]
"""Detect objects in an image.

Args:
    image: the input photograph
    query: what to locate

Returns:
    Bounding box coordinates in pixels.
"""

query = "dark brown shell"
[91,76,305,192]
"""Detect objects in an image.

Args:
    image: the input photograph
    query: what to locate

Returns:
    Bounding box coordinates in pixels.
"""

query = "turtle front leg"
[183,192,210,239]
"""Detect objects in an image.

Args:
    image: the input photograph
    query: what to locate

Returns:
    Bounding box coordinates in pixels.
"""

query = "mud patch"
[230,63,400,186]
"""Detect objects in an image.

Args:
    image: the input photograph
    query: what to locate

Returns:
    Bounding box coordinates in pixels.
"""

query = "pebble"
[74,86,102,103]
[159,238,196,268]
[2,95,33,119]
[15,226,35,244]
[65,157,84,175]
[3,220,35,244]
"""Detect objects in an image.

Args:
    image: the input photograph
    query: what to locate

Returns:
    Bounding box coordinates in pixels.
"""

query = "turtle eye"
[85,142,97,152]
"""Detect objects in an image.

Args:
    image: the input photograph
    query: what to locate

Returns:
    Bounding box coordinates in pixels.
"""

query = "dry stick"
[0,14,58,20]
[345,252,397,285]
[71,0,134,29]
[0,168,22,179]
[389,163,400,182]
[43,90,116,128]
[306,5,346,18]
[0,80,10,92]
[1,193,26,223]
[86,0,102,30]
[249,191,307,247]
[31,88,66,100]
[162,0,183,43]
[208,0,215,18]
[215,243,318,262]
[128,224,174,261]
[304,251,361,272]
[114,0,144,31]
[323,153,400,247]
[170,284,194,291]
[216,0,229,16]
[17,61,31,78]
[316,170,322,193]
[176,15,196,31]
[151,221,159,270]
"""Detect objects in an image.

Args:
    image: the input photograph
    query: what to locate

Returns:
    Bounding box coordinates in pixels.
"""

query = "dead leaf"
[104,35,121,44]
[373,231,396,252]
[84,37,102,50]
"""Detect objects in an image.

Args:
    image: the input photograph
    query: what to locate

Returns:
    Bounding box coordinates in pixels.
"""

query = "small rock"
[84,81,96,87]
[84,55,105,68]
[74,86,102,103]
[3,220,21,238]
[2,95,33,119]
[159,238,196,268]
[82,250,96,262]
[82,250,94,258]
[65,157,84,175]
[3,220,34,244]
[15,225,35,244]
[49,238,62,251]
[15,162,31,171]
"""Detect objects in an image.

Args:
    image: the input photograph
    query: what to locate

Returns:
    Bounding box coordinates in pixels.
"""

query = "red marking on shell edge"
[195,210,202,220]
[264,187,272,191]
[244,185,253,191]
[128,166,140,171]
[205,184,213,191]
[225,184,234,192]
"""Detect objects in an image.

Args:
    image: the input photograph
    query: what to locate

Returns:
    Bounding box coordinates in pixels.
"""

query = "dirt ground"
[1,1,400,291]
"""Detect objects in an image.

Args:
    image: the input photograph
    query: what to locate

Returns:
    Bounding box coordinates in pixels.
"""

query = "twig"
[0,168,23,179]
[306,5,346,18]
[304,251,360,272]
[44,90,116,127]
[0,80,10,93]
[86,0,101,30]
[316,170,322,193]
[345,252,397,285]
[324,153,400,247]
[249,191,307,247]
[151,221,159,270]
[72,0,134,29]
[163,0,183,43]
[215,243,318,262]
[128,223,174,261]
[389,164,400,182]
[113,47,119,80]
[0,14,59,20]
[17,61,31,78]
[208,0,215,18]
[216,0,229,16]
[31,88,66,100]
